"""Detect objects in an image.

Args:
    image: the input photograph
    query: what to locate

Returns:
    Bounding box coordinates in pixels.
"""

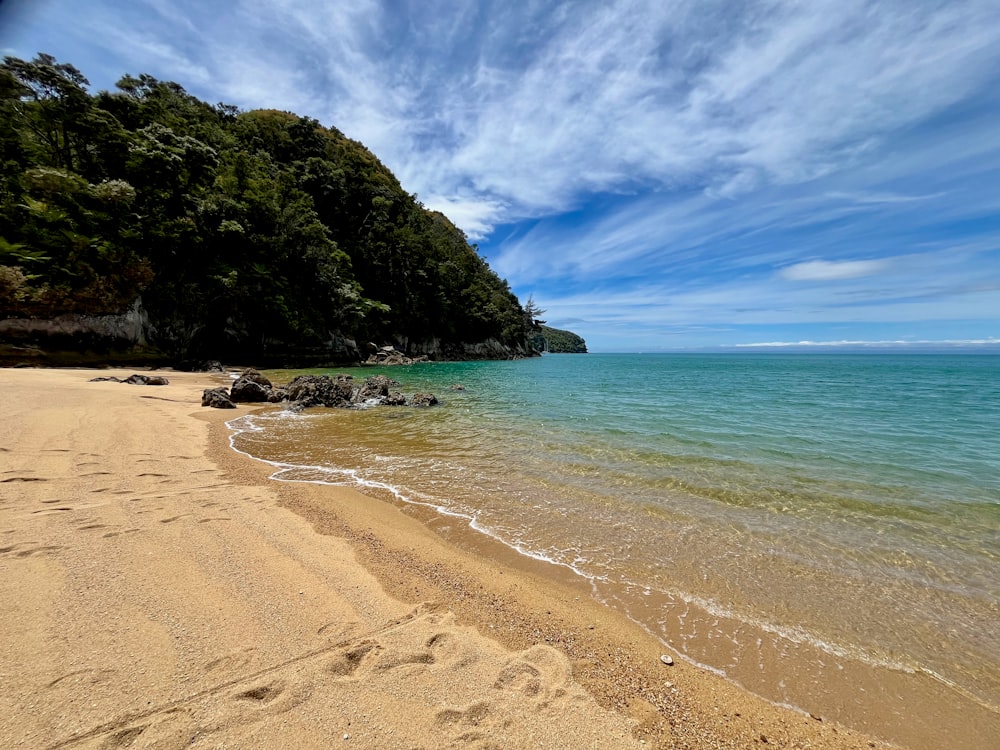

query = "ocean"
[227,353,1000,748]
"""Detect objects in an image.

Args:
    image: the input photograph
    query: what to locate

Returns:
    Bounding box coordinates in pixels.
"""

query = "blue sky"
[2,0,999,351]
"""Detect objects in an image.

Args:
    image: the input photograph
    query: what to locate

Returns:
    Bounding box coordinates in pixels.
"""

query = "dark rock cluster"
[201,387,236,409]
[89,374,170,386]
[202,369,437,411]
[364,345,430,366]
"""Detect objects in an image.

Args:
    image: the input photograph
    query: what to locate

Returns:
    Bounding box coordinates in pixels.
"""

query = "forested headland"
[0,54,553,366]
[530,325,588,353]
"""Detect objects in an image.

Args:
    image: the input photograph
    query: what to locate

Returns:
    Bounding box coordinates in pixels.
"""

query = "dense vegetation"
[0,54,534,364]
[530,325,588,353]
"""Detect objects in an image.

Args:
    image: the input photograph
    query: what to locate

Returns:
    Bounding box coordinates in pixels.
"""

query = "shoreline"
[209,372,901,750]
[223,378,1000,750]
[1,367,893,748]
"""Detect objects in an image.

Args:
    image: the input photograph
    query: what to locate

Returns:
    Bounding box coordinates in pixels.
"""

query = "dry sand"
[0,368,893,749]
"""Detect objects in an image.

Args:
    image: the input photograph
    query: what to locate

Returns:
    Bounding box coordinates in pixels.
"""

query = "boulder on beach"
[90,374,169,385]
[238,368,272,387]
[230,369,272,403]
[202,387,236,409]
[123,374,170,386]
[284,374,354,410]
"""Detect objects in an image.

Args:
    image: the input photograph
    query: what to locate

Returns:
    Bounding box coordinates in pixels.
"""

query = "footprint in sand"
[237,682,282,703]
[3,544,64,558]
[493,661,543,696]
[317,620,362,640]
[102,528,142,539]
[326,640,379,678]
[229,679,310,719]
[371,644,436,672]
[492,645,571,704]
[424,631,474,668]
[204,647,257,676]
[434,701,493,732]
[105,725,148,748]
[46,668,115,689]
[14,544,62,557]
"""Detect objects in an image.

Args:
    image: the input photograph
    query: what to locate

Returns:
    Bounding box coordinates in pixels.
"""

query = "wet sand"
[0,367,893,749]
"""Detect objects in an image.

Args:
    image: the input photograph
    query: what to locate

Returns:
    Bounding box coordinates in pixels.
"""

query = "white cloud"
[421,193,508,241]
[405,0,1000,230]
[780,259,888,282]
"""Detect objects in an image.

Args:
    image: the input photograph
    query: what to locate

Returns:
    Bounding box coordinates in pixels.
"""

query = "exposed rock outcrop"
[363,337,533,365]
[357,374,400,400]
[364,345,428,366]
[122,374,169,386]
[200,370,438,411]
[284,374,355,410]
[3,300,162,367]
[201,387,236,409]
[89,373,169,386]
[230,368,272,403]
[410,393,439,407]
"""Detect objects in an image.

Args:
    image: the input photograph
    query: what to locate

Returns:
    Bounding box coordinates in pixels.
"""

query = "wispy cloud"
[780,260,889,282]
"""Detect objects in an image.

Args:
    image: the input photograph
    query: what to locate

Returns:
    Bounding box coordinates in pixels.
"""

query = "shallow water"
[228,353,1000,747]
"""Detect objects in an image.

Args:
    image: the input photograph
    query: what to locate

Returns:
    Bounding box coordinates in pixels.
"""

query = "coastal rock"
[212,368,434,412]
[284,374,354,410]
[238,368,272,387]
[230,376,270,403]
[356,375,401,401]
[121,374,169,386]
[402,336,531,361]
[363,345,429,366]
[267,387,288,403]
[202,387,236,409]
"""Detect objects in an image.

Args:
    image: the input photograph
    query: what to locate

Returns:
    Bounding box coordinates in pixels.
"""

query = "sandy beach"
[0,368,891,749]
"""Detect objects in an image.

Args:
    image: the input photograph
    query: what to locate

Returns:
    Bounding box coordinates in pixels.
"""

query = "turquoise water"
[228,353,1000,744]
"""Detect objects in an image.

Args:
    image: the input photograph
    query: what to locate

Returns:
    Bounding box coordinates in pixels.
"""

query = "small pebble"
[660,654,674,666]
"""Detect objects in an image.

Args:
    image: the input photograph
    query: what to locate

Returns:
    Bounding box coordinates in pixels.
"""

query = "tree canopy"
[0,54,534,363]
[530,325,588,354]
